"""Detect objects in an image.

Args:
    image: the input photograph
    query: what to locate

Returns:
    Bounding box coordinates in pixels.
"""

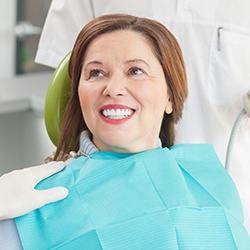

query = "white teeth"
[102,109,134,119]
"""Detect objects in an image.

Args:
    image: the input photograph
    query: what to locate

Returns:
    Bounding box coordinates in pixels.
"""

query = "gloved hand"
[0,161,69,220]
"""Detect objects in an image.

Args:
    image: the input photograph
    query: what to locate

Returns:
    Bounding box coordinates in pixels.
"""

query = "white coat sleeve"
[35,0,95,68]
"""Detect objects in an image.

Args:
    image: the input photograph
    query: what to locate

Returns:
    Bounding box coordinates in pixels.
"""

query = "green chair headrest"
[44,53,71,146]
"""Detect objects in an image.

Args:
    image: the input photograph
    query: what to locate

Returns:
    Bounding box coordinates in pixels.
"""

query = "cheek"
[78,86,84,108]
[153,84,169,107]
[78,85,89,112]
[78,83,100,117]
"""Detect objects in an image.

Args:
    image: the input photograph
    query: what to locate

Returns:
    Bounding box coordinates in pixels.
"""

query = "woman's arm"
[0,219,22,249]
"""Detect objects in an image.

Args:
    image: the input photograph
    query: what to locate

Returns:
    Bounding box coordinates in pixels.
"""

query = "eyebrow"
[84,60,103,68]
[124,59,150,68]
[83,59,151,71]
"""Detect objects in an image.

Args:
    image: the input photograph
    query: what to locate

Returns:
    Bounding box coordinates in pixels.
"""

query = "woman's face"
[78,30,172,153]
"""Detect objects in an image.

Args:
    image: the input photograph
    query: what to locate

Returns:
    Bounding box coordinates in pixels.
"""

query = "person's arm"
[0,219,23,250]
[0,162,68,220]
[35,0,95,68]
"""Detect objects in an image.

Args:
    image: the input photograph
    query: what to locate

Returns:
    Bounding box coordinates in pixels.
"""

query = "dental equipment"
[225,91,250,170]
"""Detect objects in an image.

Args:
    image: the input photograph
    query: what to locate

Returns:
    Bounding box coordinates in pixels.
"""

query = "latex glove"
[0,161,68,220]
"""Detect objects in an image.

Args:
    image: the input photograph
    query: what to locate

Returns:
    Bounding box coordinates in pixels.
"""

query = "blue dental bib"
[15,145,250,249]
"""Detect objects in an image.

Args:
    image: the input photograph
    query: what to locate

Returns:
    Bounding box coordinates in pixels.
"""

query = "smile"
[101,108,134,120]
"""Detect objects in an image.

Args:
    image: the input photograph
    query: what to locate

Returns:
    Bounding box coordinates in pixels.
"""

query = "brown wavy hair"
[53,13,188,160]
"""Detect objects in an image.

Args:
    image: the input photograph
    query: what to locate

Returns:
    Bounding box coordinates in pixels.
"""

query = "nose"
[102,74,127,98]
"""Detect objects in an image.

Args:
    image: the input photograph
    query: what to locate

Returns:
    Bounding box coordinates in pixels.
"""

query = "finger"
[37,187,69,207]
[33,161,66,183]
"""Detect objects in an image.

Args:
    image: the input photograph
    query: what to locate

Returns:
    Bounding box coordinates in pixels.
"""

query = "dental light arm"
[225,90,250,170]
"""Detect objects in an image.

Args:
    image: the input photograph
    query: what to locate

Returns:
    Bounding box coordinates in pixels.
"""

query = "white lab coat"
[36,0,250,225]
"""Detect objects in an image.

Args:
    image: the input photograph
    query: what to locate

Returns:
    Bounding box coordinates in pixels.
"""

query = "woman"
[52,13,186,160]
[2,14,249,249]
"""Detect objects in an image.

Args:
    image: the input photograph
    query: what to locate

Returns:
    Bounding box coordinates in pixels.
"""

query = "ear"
[165,97,173,114]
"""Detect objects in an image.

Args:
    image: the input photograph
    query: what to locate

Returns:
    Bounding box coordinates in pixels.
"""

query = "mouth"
[101,108,135,120]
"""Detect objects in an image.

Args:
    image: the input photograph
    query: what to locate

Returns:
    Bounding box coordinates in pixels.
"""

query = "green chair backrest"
[44,53,71,146]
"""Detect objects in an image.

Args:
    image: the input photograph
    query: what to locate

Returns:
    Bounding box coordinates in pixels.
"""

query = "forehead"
[83,30,157,61]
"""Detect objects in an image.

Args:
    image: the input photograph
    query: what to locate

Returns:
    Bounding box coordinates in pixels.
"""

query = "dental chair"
[44,53,250,170]
[44,53,71,146]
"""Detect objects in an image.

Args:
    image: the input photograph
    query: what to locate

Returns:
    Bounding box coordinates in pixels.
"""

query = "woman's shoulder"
[169,144,218,161]
[169,143,244,220]
[169,144,225,173]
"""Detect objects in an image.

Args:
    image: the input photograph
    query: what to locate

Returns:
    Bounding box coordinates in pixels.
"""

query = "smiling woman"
[78,30,173,153]
[1,13,249,250]
[54,14,188,159]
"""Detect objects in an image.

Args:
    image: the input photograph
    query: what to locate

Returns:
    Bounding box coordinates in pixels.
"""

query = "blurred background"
[0,0,55,175]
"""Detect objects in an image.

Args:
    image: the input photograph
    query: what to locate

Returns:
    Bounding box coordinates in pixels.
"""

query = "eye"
[89,69,105,78]
[128,67,144,76]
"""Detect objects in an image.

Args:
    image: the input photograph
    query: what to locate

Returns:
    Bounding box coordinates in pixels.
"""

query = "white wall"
[0,2,56,175]
[0,1,16,79]
[0,110,56,176]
